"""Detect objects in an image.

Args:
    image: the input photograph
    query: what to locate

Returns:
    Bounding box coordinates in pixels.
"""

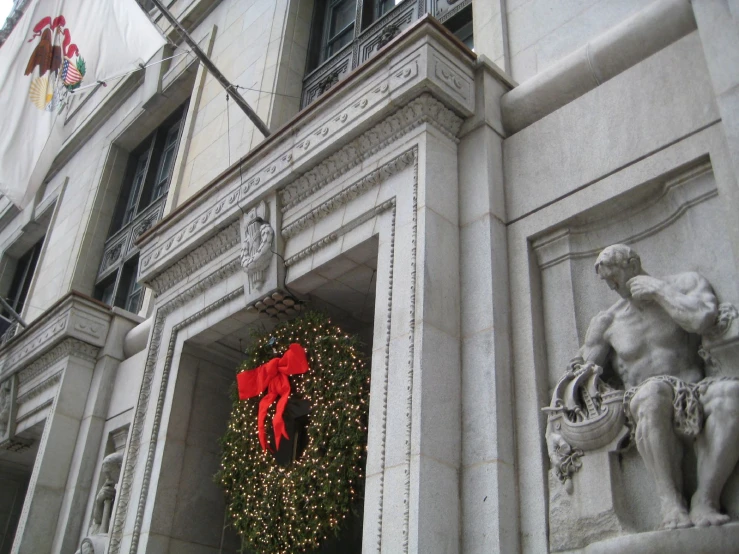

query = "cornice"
[18,338,99,389]
[279,97,459,213]
[0,294,110,378]
[139,94,460,294]
[282,148,415,245]
[137,22,474,290]
[148,221,240,295]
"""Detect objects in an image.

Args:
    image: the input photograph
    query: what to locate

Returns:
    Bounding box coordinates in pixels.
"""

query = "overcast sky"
[0,0,13,26]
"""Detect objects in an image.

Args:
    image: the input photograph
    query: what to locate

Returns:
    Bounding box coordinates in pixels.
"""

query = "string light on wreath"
[217,312,370,553]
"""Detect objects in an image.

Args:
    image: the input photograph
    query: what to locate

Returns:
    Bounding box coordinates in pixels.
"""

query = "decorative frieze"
[283,151,414,239]
[18,338,98,387]
[16,370,63,407]
[0,294,110,379]
[140,95,460,295]
[280,95,460,212]
[147,221,240,295]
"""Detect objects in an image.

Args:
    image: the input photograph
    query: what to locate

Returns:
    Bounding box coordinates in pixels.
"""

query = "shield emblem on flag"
[24,15,86,111]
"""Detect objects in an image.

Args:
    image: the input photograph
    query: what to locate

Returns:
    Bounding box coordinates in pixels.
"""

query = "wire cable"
[70,50,193,93]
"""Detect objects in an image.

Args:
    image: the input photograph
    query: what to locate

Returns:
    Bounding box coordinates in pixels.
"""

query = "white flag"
[0,0,166,207]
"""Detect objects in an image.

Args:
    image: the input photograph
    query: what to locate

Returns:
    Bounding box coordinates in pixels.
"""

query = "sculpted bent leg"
[691,381,739,526]
[630,381,692,529]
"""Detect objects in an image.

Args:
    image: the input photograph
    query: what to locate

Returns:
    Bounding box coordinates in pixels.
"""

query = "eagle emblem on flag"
[24,15,86,112]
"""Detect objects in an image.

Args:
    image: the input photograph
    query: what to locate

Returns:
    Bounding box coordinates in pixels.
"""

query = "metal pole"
[0,297,27,328]
[147,0,272,138]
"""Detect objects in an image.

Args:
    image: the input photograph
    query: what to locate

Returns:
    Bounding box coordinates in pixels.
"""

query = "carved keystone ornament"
[240,201,275,293]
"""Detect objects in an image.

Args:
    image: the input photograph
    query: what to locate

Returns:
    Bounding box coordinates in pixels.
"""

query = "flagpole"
[147,0,271,138]
[0,297,27,328]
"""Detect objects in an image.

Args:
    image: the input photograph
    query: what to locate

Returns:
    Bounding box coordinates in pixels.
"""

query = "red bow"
[236,343,309,452]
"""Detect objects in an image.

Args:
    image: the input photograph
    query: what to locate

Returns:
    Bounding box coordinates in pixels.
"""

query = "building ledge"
[0,291,112,379]
[136,16,480,291]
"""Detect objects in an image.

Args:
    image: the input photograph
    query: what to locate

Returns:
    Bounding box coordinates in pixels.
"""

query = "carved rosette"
[543,360,627,491]
[240,201,275,293]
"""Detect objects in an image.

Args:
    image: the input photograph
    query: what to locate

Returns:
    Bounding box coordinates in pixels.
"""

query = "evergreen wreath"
[218,312,370,553]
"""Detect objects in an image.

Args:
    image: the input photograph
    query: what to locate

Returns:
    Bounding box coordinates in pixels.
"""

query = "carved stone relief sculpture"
[0,377,15,441]
[75,451,124,554]
[240,201,274,293]
[544,244,739,544]
[376,24,400,50]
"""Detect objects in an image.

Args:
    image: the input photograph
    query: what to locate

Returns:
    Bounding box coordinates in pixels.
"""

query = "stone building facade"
[1,0,739,552]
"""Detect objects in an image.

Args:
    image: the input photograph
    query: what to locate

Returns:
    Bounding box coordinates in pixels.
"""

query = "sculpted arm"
[580,310,613,367]
[628,272,717,334]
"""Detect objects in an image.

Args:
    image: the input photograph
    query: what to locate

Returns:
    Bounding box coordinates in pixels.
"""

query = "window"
[322,0,356,63]
[109,106,185,236]
[138,0,157,13]
[368,0,402,26]
[3,238,43,318]
[94,103,187,313]
[303,0,471,106]
[445,4,473,50]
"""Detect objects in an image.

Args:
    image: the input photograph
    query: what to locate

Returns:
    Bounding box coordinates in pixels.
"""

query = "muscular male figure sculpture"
[580,244,739,529]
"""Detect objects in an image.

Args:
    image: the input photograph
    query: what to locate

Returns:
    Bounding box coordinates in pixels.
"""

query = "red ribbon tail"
[258,393,278,452]
[273,393,291,451]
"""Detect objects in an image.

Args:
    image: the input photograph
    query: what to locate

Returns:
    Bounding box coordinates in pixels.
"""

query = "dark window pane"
[329,0,355,36]
[117,257,143,314]
[122,146,152,226]
[445,5,474,51]
[378,0,398,17]
[4,238,44,317]
[327,26,353,57]
[152,120,181,200]
[125,283,142,313]
[98,102,187,313]
[95,276,116,307]
[454,20,473,49]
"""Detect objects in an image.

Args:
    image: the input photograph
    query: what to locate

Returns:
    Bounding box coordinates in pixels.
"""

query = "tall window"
[316,0,354,64]
[95,103,187,313]
[0,237,44,341]
[3,238,43,318]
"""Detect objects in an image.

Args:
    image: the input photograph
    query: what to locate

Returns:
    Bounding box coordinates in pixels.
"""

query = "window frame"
[94,102,188,314]
[321,0,357,64]
[303,0,472,107]
[3,237,44,318]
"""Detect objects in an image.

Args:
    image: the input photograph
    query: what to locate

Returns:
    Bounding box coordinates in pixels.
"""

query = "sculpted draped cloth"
[623,375,739,442]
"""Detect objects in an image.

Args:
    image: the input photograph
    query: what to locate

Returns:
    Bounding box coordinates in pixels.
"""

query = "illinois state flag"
[0,1,166,207]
